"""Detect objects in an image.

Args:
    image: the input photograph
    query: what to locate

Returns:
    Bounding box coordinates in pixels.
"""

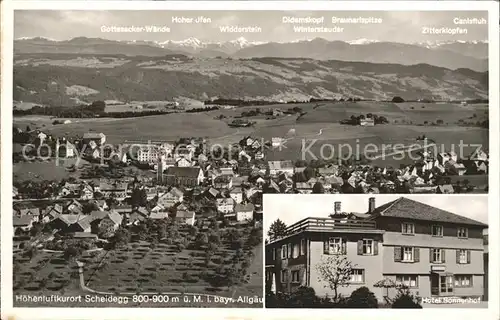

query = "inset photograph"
[264,194,488,308]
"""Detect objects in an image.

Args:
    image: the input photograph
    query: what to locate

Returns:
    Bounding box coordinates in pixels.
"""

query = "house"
[229,188,243,204]
[206,187,220,199]
[254,151,265,160]
[265,197,487,301]
[150,211,169,220]
[235,203,254,221]
[42,204,63,223]
[81,184,94,200]
[65,199,83,214]
[13,215,38,232]
[164,167,204,188]
[436,184,454,194]
[83,132,106,146]
[176,158,193,167]
[318,166,339,177]
[217,197,235,214]
[58,182,81,198]
[56,139,77,158]
[98,181,128,200]
[295,182,314,194]
[96,211,123,236]
[175,210,196,226]
[173,146,194,162]
[213,175,233,189]
[268,160,294,176]
[157,187,184,208]
[360,118,375,126]
[14,205,40,217]
[272,137,285,148]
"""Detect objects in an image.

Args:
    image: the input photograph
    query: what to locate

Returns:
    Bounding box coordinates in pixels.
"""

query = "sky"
[14,10,489,43]
[263,195,488,238]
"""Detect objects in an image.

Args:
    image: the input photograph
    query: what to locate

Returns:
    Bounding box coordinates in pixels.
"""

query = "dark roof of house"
[370,197,487,227]
[235,203,255,212]
[166,166,201,178]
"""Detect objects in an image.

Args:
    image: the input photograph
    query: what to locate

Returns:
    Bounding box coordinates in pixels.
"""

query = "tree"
[130,188,147,208]
[347,286,378,308]
[112,228,130,248]
[312,182,325,194]
[195,233,209,248]
[315,255,356,302]
[267,219,288,241]
[391,96,405,103]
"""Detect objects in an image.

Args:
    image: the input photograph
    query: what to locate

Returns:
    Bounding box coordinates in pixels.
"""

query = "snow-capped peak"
[16,36,59,42]
[346,38,380,45]
[413,39,488,49]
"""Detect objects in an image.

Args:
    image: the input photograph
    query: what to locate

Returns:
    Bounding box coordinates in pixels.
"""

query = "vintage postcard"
[0,1,498,320]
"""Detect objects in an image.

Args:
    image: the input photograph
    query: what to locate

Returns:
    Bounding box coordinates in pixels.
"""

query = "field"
[13,225,263,308]
[13,101,488,167]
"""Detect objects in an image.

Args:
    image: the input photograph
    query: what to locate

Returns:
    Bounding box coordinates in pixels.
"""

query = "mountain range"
[15,36,488,71]
[13,53,488,106]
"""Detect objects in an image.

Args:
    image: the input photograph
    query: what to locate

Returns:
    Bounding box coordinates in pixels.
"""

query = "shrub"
[347,286,378,308]
[392,292,422,308]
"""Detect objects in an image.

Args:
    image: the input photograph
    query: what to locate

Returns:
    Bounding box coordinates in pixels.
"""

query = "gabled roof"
[106,210,123,225]
[176,210,195,219]
[235,203,255,212]
[370,197,487,227]
[83,132,105,139]
[166,166,202,178]
[13,215,36,226]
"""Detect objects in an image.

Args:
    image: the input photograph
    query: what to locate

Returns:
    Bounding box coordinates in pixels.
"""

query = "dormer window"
[432,225,443,237]
[401,222,415,235]
[457,227,468,238]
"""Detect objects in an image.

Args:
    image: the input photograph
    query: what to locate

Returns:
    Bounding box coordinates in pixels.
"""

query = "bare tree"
[315,255,356,302]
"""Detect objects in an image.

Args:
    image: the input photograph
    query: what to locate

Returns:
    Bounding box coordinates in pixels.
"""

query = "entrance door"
[431,274,439,295]
[439,275,454,295]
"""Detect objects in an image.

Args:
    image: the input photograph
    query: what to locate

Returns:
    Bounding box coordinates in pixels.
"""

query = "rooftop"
[370,197,487,227]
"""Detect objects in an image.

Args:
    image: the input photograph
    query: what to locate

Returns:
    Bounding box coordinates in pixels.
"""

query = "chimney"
[334,201,341,215]
[368,197,376,214]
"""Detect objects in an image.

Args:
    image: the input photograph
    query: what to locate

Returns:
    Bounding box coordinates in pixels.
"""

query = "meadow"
[13,101,488,166]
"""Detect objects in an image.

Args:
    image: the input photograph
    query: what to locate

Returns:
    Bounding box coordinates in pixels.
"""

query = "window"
[431,248,444,263]
[457,227,468,238]
[457,249,470,264]
[291,270,300,283]
[272,248,276,260]
[402,223,415,235]
[396,275,418,288]
[402,247,414,262]
[328,237,346,254]
[266,271,270,281]
[350,269,365,283]
[281,270,288,283]
[362,239,374,255]
[300,239,306,256]
[292,243,300,259]
[454,275,472,287]
[287,243,292,258]
[432,225,443,237]
[281,245,287,259]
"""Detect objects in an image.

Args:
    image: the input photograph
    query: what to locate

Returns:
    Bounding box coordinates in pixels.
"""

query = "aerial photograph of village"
[11,10,489,307]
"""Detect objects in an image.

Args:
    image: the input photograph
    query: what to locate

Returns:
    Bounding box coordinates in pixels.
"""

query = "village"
[11,121,488,305]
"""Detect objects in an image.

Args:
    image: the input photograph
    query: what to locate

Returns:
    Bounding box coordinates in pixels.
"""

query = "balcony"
[271,217,379,242]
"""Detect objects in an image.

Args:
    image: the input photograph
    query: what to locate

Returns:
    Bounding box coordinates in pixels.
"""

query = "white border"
[1,1,499,320]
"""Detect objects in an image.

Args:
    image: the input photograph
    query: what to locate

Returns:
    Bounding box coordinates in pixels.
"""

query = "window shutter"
[442,249,446,263]
[430,248,433,262]
[456,250,460,263]
[323,240,329,254]
[357,240,363,255]
[394,247,402,262]
[467,250,471,264]
[299,269,306,286]
[342,239,347,254]
[414,248,420,262]
[374,240,379,255]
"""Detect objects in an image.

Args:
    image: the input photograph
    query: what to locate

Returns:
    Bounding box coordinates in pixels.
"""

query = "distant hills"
[13,54,488,106]
[15,37,488,71]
